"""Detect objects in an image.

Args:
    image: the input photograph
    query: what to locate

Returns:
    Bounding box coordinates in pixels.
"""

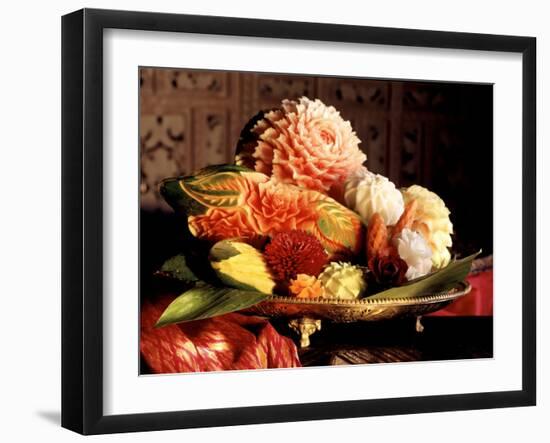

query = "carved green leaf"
[161,166,261,215]
[181,172,243,208]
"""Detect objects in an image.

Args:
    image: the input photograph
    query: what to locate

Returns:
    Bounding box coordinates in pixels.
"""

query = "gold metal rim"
[262,280,471,307]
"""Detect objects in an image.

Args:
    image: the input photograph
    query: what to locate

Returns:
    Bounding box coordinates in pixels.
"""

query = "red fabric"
[428,270,493,316]
[140,295,301,374]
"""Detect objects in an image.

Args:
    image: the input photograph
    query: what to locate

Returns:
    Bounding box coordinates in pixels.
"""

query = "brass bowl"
[245,281,471,347]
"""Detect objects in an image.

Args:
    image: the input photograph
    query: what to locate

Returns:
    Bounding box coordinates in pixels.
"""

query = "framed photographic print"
[61,8,536,435]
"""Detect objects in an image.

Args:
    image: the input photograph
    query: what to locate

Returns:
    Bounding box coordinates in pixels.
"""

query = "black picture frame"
[61,8,536,435]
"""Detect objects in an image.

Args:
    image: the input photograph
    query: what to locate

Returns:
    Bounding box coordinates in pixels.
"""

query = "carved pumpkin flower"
[289,274,326,299]
[236,97,366,194]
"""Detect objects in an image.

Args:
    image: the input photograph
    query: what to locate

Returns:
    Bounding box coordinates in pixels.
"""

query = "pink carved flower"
[235,97,366,194]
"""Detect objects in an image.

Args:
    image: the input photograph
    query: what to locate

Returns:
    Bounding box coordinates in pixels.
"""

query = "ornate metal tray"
[245,281,471,347]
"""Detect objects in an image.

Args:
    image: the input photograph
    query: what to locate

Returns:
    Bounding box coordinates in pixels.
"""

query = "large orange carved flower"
[236,97,366,194]
[245,181,316,233]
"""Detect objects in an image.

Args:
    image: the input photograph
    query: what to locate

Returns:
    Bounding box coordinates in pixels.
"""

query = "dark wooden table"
[271,316,493,366]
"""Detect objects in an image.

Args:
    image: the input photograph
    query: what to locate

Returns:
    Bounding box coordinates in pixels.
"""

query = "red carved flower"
[368,253,408,287]
[264,230,328,284]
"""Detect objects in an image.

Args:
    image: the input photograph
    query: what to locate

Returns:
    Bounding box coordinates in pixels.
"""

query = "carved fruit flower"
[245,181,314,233]
[368,253,408,287]
[289,274,326,299]
[264,230,328,284]
[344,170,405,226]
[393,228,433,281]
[401,185,453,269]
[318,262,367,300]
[235,97,366,194]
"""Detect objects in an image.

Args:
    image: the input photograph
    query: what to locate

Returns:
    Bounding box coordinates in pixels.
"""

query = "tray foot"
[289,318,321,348]
[416,315,425,333]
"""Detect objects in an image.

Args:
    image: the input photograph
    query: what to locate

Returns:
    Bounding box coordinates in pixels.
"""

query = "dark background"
[139,68,493,279]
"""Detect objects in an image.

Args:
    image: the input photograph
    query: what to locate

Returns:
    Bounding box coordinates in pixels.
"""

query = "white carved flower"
[344,172,404,225]
[393,228,433,281]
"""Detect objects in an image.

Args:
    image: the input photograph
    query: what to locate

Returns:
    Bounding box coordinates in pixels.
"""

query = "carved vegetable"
[209,239,276,294]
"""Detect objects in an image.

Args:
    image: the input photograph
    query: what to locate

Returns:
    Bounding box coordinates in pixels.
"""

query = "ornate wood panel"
[140,113,191,211]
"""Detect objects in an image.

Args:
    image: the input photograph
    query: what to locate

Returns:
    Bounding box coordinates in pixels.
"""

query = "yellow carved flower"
[401,185,453,269]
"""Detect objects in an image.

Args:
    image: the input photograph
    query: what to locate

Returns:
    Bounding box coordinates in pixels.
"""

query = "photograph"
[138,68,494,374]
